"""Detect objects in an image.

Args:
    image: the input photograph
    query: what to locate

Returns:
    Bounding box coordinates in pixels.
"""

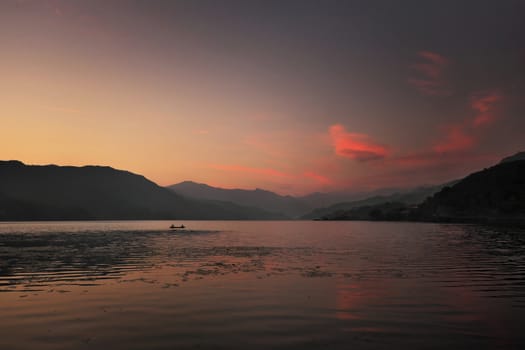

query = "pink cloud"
[473,113,497,127]
[303,171,332,185]
[208,163,336,195]
[470,91,503,127]
[209,164,293,179]
[329,124,389,162]
[424,90,503,156]
[409,51,451,96]
[210,164,333,184]
[470,91,502,113]
[433,125,475,153]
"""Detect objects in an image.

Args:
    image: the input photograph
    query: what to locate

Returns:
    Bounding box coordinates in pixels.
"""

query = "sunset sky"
[1,0,524,195]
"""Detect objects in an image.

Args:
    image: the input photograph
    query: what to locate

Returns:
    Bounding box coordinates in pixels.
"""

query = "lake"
[1,221,524,349]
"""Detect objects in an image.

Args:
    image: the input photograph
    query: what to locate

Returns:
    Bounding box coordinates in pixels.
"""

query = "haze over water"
[1,221,524,349]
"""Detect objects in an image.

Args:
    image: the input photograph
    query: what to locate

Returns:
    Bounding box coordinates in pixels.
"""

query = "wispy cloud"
[408,51,451,96]
[209,164,293,179]
[470,90,503,127]
[329,124,389,162]
[471,91,502,113]
[433,124,475,153]
[394,89,504,165]
[303,171,332,185]
[209,163,335,192]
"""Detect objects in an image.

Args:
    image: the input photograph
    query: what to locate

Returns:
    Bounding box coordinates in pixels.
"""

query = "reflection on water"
[0,221,524,349]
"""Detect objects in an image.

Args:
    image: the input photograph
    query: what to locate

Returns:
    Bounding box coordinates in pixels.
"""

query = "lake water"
[1,221,524,349]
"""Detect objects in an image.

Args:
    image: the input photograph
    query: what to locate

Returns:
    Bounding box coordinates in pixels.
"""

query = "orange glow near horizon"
[1,1,522,196]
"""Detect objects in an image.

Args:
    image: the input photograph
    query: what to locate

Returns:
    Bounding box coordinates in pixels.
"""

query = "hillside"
[168,181,311,218]
[417,159,525,223]
[301,184,449,220]
[0,161,284,220]
[500,151,525,164]
[318,202,410,221]
[314,154,525,223]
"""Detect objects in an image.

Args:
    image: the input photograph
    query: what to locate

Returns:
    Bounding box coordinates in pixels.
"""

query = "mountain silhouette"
[4,153,523,223]
[499,151,525,164]
[417,157,525,223]
[318,201,410,221]
[0,161,284,220]
[318,153,525,224]
[300,184,452,220]
[168,181,311,218]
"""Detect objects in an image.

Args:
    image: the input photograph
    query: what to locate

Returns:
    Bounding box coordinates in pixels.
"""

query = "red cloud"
[303,171,332,185]
[433,125,475,153]
[424,90,504,156]
[473,113,497,127]
[471,91,502,113]
[432,90,503,153]
[409,51,451,96]
[470,91,503,127]
[329,124,389,161]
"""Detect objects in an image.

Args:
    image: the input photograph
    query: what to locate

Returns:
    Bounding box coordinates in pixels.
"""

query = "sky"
[1,0,524,195]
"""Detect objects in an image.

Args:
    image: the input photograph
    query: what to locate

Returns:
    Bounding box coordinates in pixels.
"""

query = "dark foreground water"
[1,221,524,350]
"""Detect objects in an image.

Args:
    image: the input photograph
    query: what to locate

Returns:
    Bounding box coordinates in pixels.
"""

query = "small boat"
[170,224,185,229]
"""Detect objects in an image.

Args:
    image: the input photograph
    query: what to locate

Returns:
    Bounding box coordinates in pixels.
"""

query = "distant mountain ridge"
[168,181,312,218]
[0,161,284,220]
[168,181,424,219]
[301,184,453,219]
[316,152,525,224]
[4,151,522,223]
